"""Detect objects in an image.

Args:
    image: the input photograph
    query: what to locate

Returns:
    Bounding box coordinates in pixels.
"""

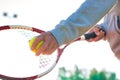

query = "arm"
[50,0,117,46]
[31,0,117,55]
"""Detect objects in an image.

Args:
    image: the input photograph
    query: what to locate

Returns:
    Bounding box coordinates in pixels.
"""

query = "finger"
[31,36,43,50]
[30,37,38,50]
[35,32,52,56]
[41,34,56,55]
[42,40,57,55]
[94,31,105,41]
[35,40,49,56]
[87,38,95,42]
[40,33,58,55]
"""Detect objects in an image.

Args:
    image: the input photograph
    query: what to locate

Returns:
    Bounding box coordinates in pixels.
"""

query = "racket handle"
[84,32,96,40]
[80,32,96,40]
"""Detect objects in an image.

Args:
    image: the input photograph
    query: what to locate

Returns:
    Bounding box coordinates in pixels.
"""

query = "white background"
[0,0,120,80]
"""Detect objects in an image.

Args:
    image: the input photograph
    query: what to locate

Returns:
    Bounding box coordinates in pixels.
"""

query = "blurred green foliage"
[57,65,118,80]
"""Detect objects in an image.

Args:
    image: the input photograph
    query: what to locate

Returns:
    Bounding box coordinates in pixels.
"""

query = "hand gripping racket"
[0,25,96,80]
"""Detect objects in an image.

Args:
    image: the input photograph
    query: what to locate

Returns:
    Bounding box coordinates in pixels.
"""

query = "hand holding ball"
[29,37,43,52]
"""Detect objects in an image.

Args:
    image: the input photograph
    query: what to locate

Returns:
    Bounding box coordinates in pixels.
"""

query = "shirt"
[50,0,117,46]
[99,0,120,59]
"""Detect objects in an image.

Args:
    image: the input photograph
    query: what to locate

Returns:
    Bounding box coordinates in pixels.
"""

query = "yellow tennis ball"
[29,37,43,52]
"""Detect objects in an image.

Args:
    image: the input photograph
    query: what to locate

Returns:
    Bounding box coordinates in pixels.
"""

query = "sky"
[0,0,120,80]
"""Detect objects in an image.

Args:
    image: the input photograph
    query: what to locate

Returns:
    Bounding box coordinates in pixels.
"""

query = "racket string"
[39,55,55,68]
[18,30,39,39]
[39,58,50,68]
[18,30,58,69]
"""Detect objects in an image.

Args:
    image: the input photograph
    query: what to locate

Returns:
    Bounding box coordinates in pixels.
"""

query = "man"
[30,0,117,56]
[87,0,120,60]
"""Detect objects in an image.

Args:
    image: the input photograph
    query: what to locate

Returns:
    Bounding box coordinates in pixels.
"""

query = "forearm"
[50,0,117,46]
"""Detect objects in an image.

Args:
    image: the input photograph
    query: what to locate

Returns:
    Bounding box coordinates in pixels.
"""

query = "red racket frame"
[0,25,96,80]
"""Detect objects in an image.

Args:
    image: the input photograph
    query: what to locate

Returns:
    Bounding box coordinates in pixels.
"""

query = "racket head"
[0,25,97,80]
[0,25,61,80]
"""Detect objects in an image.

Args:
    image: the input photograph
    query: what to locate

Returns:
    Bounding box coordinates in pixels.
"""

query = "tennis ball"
[29,37,43,52]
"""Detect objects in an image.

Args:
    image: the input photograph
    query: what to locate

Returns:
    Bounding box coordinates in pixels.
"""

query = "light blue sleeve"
[50,0,117,46]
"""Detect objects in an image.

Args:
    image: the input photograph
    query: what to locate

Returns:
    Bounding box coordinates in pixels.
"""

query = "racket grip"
[84,32,96,40]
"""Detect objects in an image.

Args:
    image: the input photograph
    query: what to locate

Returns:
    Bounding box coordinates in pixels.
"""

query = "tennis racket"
[0,25,96,80]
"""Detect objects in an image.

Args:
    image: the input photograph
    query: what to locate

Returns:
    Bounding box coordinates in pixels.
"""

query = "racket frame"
[0,25,97,80]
